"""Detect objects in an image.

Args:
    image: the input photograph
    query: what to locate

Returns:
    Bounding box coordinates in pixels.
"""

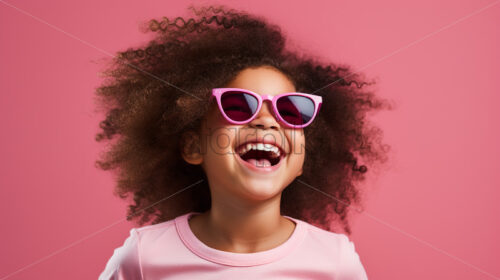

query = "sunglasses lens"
[276,95,315,126]
[220,91,259,122]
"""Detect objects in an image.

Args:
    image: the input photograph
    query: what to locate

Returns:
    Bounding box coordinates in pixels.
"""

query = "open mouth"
[235,142,285,168]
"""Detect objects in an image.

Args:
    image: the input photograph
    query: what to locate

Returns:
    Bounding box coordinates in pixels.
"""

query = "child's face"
[185,66,305,205]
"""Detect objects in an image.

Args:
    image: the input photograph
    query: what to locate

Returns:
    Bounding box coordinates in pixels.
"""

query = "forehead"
[225,66,296,95]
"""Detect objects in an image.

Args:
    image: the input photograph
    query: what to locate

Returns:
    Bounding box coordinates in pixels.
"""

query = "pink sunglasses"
[210,88,322,128]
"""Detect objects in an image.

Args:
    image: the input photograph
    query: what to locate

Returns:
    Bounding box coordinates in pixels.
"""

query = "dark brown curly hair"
[94,5,395,235]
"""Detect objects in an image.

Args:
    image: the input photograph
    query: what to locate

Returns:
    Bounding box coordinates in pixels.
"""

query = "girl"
[95,5,392,279]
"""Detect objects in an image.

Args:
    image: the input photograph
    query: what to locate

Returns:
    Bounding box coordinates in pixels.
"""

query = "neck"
[192,193,295,253]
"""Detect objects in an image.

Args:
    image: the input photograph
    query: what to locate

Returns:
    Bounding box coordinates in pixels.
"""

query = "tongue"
[246,158,271,168]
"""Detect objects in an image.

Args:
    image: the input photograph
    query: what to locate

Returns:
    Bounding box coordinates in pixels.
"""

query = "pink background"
[1,0,499,279]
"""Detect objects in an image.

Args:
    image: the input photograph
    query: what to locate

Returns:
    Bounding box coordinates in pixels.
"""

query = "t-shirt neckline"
[175,211,307,266]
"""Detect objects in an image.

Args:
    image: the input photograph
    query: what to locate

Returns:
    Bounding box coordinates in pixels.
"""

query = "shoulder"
[301,222,369,279]
[98,219,177,280]
[98,228,142,280]
[135,218,177,237]
[303,222,353,251]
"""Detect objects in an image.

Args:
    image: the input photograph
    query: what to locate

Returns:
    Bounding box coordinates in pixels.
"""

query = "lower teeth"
[246,159,271,167]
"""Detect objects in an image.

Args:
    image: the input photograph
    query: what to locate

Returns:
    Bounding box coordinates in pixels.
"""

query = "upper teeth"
[237,143,282,158]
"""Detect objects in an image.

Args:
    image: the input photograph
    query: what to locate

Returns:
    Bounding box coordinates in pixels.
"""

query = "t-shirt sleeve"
[336,234,369,280]
[98,228,143,280]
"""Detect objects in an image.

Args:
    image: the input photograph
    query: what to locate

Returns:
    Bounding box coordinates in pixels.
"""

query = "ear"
[180,130,203,165]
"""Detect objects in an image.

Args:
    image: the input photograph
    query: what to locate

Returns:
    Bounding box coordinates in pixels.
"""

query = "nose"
[248,101,279,130]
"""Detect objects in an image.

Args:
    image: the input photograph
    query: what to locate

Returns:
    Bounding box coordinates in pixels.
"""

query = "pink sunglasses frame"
[210,88,323,128]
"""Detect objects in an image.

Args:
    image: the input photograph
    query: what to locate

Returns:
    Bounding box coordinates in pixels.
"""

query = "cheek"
[290,132,306,170]
[211,131,232,154]
[200,109,237,156]
[201,125,238,162]
[288,129,306,156]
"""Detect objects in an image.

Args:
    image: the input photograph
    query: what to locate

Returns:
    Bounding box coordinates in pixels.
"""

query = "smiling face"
[182,65,305,207]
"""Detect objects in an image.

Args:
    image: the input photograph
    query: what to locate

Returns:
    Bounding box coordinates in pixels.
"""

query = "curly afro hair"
[94,5,394,235]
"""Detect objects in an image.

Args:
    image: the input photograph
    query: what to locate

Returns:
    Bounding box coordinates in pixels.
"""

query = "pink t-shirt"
[99,212,368,279]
